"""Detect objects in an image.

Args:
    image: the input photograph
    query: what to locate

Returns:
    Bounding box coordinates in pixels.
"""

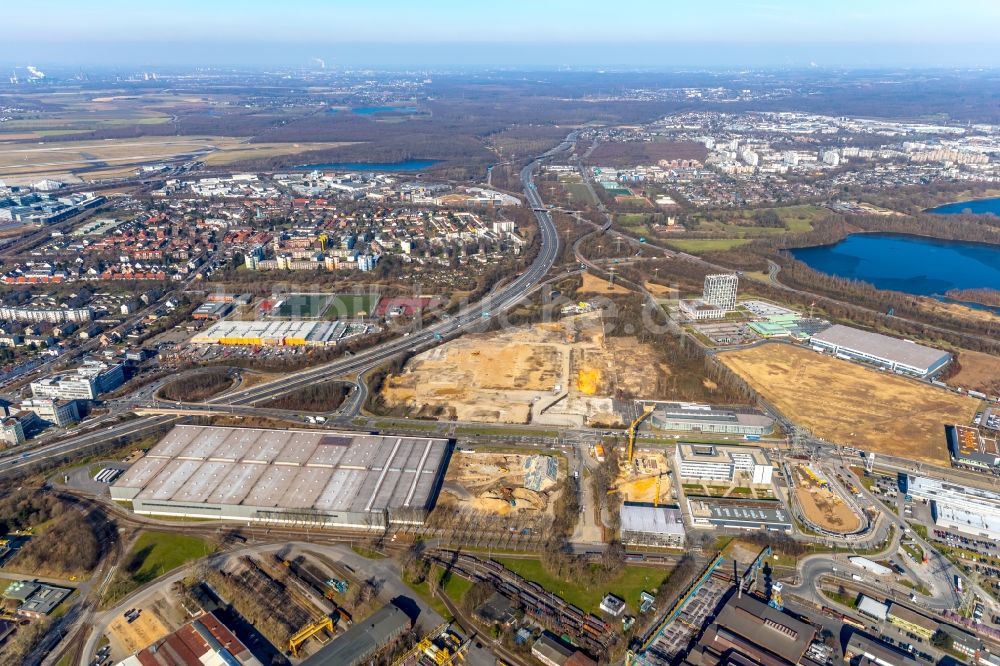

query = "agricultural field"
[719,343,978,465]
[664,238,752,253]
[688,204,827,238]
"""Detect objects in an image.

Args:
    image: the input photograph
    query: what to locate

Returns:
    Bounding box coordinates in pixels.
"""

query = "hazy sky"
[3,0,999,68]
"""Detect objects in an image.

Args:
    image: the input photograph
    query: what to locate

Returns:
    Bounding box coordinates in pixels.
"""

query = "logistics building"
[191,319,370,347]
[675,443,774,484]
[809,324,952,378]
[648,402,773,436]
[111,425,451,528]
[902,474,1000,540]
[619,503,686,548]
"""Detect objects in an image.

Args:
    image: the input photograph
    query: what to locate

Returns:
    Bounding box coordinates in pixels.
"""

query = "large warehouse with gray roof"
[110,425,451,528]
[810,324,952,378]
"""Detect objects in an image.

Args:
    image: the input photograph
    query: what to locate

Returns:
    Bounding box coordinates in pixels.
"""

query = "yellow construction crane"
[627,406,655,464]
[391,623,451,666]
[653,473,662,508]
[289,616,334,658]
[318,232,330,252]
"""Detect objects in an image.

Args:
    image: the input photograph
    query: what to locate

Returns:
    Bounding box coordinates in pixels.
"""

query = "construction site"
[792,464,863,534]
[611,448,674,504]
[379,311,667,426]
[437,451,562,517]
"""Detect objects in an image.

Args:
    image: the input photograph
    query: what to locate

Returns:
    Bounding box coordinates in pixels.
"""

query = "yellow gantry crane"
[288,616,334,658]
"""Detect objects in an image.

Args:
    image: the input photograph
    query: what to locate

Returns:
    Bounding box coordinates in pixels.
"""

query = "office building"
[18,398,80,427]
[0,415,25,446]
[30,361,125,400]
[676,444,774,484]
[687,497,791,532]
[703,274,739,310]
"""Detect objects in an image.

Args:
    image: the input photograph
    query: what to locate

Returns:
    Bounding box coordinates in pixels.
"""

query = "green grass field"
[494,558,670,613]
[274,293,333,318]
[325,294,380,318]
[102,531,215,607]
[562,182,597,206]
[665,238,751,253]
[126,531,215,584]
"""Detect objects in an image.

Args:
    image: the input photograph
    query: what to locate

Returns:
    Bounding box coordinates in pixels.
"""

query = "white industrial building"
[904,475,1000,541]
[648,401,773,436]
[619,504,686,548]
[810,324,952,378]
[111,425,452,528]
[675,443,774,484]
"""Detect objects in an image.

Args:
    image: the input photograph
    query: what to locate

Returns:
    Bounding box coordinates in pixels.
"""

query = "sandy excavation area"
[613,450,673,504]
[439,452,560,516]
[381,312,668,425]
[793,465,862,533]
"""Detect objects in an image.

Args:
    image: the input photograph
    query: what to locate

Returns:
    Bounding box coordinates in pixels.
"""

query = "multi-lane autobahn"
[0,136,574,480]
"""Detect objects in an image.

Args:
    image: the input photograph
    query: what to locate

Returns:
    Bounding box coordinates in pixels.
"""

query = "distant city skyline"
[2,0,999,68]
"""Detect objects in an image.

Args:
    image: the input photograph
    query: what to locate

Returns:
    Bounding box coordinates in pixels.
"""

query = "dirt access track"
[380,311,667,426]
[719,343,978,465]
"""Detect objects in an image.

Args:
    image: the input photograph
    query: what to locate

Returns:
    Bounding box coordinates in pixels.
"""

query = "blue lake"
[791,234,1000,307]
[294,160,440,172]
[926,197,1000,216]
[351,105,418,115]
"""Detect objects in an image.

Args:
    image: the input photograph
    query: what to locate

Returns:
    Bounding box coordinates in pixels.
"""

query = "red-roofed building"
[117,612,261,666]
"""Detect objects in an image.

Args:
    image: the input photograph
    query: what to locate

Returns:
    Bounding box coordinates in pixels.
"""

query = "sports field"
[719,343,978,465]
[274,294,334,318]
[324,293,381,318]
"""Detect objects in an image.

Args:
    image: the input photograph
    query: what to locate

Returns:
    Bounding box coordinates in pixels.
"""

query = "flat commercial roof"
[653,402,774,430]
[301,603,410,666]
[690,498,790,527]
[620,504,685,536]
[112,425,449,515]
[709,593,815,664]
[677,443,771,466]
[810,324,950,371]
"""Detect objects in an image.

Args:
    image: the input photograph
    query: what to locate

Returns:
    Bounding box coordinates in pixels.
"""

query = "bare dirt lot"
[579,273,632,295]
[439,452,560,517]
[948,349,1000,395]
[614,450,672,504]
[381,312,667,425]
[793,465,862,533]
[719,343,978,465]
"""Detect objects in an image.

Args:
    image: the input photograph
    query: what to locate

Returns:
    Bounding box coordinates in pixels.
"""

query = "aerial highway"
[0,135,574,480]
